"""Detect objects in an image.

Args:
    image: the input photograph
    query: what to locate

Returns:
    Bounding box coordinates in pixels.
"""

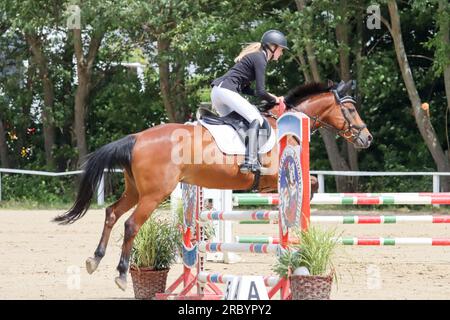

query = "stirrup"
[240,161,261,174]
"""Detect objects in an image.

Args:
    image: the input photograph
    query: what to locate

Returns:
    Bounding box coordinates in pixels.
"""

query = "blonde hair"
[234,42,262,63]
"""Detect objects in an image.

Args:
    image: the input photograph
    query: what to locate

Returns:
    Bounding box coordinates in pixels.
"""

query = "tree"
[383,0,450,190]
[3,0,61,169]
[25,33,56,168]
[435,0,450,115]
[0,118,8,167]
[132,0,220,123]
[435,0,450,162]
[72,27,104,162]
[0,17,35,169]
[0,19,11,168]
[291,0,361,192]
[69,1,138,163]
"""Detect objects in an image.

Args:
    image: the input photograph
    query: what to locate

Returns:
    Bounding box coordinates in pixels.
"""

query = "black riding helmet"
[261,30,289,50]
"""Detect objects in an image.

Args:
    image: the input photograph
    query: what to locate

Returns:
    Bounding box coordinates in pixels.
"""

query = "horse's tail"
[53,135,136,225]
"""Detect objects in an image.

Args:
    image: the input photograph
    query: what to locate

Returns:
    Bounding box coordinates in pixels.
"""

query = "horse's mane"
[284,82,331,107]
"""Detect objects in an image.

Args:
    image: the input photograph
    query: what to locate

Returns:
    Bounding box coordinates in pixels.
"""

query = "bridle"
[307,91,367,142]
[262,90,367,142]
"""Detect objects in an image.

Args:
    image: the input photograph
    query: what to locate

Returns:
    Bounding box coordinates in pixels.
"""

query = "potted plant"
[130,215,181,300]
[273,226,339,300]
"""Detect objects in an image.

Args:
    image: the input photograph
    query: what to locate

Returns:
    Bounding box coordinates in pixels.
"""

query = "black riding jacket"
[211,50,276,104]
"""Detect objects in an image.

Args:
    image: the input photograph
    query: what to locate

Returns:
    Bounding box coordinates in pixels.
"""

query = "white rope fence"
[1,168,449,204]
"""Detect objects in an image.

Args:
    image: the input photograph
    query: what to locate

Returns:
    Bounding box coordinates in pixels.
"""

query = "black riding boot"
[240,119,261,174]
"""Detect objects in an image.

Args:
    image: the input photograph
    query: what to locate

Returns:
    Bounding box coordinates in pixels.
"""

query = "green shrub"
[0,173,76,205]
[131,216,182,270]
[273,226,339,278]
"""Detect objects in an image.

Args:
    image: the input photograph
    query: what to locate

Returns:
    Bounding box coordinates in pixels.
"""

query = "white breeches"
[210,85,264,126]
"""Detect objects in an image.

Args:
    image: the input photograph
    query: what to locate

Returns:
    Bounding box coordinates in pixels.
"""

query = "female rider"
[210,30,288,173]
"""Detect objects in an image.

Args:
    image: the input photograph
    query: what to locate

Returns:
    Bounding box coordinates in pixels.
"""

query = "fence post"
[97,173,105,206]
[318,174,325,193]
[433,174,440,208]
[433,174,440,192]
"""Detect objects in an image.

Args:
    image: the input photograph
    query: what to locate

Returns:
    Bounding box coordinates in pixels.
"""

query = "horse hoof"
[86,257,100,274]
[115,276,127,291]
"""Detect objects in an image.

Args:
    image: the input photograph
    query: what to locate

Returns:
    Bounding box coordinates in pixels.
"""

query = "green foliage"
[88,67,166,149]
[0,173,76,204]
[131,214,182,270]
[1,0,450,205]
[417,0,450,76]
[273,227,339,278]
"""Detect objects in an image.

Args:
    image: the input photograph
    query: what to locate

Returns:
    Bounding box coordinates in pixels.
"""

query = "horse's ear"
[336,80,346,94]
[350,80,357,91]
[339,80,353,95]
[327,79,334,88]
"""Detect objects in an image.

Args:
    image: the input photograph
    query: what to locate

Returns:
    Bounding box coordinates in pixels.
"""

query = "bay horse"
[53,81,372,291]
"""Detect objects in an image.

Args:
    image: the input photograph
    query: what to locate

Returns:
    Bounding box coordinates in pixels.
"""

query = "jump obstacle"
[156,112,311,300]
[202,208,450,246]
[162,111,449,299]
[173,186,450,231]
[171,188,450,244]
[209,186,450,247]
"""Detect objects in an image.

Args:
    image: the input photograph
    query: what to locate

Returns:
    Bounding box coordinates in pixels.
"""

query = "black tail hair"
[53,135,136,225]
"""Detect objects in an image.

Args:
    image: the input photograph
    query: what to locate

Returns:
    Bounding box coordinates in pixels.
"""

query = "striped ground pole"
[235,236,450,246]
[198,242,279,253]
[233,194,450,205]
[197,271,280,287]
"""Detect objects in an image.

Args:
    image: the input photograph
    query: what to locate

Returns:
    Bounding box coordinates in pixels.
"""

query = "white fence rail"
[0,168,110,204]
[0,168,449,205]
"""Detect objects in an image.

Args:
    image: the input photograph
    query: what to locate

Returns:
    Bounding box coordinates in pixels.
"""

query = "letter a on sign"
[226,276,269,300]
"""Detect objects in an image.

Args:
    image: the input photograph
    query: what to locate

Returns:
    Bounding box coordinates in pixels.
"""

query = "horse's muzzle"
[354,130,373,149]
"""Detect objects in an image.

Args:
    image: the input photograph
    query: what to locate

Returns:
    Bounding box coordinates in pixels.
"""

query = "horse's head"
[283,81,372,149]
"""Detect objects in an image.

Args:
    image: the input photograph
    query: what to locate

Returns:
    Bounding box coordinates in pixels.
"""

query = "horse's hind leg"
[114,168,180,290]
[114,190,174,291]
[86,172,138,274]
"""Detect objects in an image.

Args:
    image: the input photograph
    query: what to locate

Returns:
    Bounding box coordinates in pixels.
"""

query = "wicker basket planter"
[130,266,169,300]
[289,272,334,300]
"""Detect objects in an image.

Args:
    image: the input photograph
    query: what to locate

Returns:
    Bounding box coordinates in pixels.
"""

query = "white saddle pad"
[193,119,276,155]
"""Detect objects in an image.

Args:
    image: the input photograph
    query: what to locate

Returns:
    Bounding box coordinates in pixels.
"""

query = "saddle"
[195,107,275,190]
[196,107,272,149]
